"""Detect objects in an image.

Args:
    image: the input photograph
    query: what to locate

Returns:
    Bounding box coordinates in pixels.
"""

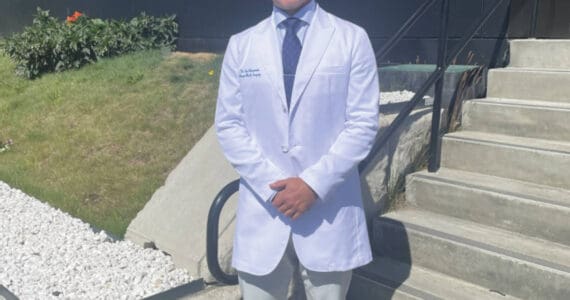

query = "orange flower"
[66,11,83,23]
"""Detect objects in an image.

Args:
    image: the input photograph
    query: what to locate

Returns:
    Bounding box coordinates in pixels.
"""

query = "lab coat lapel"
[254,19,288,110]
[290,6,335,112]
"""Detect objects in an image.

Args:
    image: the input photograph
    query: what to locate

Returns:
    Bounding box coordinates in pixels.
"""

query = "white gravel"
[0,180,192,299]
[380,90,432,106]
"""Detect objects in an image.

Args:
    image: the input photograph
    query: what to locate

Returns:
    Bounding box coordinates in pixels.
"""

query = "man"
[214,0,379,298]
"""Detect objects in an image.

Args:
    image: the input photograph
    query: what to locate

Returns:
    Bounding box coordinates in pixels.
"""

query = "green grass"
[0,48,222,238]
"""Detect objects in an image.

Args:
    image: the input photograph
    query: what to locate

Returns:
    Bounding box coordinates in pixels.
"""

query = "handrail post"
[428,0,450,173]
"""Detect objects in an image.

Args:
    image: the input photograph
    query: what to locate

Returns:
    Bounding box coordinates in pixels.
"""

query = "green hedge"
[1,8,178,79]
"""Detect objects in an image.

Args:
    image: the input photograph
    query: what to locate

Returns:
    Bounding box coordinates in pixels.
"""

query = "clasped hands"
[270,177,317,220]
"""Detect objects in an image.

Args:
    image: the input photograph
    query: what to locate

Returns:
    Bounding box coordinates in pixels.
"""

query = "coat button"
[281,146,289,153]
[282,105,287,113]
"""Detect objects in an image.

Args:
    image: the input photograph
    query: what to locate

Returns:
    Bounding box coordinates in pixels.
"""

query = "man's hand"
[270,177,318,220]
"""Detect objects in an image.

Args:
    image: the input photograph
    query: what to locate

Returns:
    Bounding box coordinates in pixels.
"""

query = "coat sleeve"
[298,27,380,201]
[215,35,288,202]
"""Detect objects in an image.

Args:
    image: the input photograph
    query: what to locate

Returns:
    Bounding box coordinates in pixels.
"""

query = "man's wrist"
[300,178,318,200]
[297,175,321,201]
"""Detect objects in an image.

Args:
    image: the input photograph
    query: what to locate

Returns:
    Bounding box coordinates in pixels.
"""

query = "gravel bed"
[380,90,417,105]
[0,181,192,300]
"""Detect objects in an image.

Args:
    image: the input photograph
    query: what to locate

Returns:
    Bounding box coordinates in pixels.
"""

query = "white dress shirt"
[272,0,317,48]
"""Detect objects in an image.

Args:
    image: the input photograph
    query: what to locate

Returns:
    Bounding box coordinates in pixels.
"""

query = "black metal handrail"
[206,179,240,284]
[360,0,510,172]
[207,0,511,285]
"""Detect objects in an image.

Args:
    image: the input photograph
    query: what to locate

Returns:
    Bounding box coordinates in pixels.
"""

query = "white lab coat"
[215,4,379,275]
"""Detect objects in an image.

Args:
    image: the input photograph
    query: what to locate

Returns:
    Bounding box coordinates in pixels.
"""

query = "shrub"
[2,8,178,79]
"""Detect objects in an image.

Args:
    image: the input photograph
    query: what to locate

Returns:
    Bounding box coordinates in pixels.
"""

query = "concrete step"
[441,131,570,190]
[349,257,520,300]
[373,209,570,300]
[406,168,570,245]
[462,98,570,142]
[509,40,570,70]
[487,68,570,102]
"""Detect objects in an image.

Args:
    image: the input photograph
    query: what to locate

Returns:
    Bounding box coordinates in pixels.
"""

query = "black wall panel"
[508,0,535,37]
[536,0,570,38]
[1,0,566,66]
[508,0,570,38]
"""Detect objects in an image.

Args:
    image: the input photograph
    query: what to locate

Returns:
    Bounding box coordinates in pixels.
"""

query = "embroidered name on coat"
[239,68,262,78]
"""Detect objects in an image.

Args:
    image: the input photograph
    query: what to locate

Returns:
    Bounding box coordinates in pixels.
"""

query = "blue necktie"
[281,18,302,109]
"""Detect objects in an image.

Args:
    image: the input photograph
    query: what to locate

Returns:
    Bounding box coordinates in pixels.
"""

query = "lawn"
[0,47,222,238]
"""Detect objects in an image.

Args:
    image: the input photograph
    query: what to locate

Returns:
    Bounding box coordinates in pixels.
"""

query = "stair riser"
[406,176,570,245]
[510,41,570,69]
[441,137,570,190]
[487,70,570,102]
[463,101,570,142]
[374,220,570,300]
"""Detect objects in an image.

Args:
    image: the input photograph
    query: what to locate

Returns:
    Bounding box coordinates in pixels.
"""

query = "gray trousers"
[237,236,352,300]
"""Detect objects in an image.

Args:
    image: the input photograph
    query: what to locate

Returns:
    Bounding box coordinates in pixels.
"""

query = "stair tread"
[509,39,570,71]
[470,97,570,110]
[357,256,520,300]
[379,209,570,273]
[411,168,570,208]
[444,130,570,154]
[491,67,570,74]
[511,39,570,44]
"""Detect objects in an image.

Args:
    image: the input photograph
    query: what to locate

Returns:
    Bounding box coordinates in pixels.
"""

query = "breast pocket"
[317,65,347,74]
[302,65,349,126]
[314,65,349,99]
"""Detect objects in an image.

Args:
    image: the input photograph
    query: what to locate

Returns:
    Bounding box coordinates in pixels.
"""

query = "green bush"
[2,8,178,79]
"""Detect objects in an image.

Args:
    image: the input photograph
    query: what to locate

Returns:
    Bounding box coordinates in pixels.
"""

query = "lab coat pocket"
[317,65,347,74]
[315,64,349,97]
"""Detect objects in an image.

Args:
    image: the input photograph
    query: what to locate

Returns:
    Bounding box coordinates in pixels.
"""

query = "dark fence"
[1,0,568,66]
[509,0,570,38]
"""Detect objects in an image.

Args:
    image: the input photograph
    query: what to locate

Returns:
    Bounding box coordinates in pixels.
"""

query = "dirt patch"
[170,51,217,62]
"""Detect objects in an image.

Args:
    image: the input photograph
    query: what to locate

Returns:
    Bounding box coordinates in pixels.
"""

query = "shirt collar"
[272,0,317,27]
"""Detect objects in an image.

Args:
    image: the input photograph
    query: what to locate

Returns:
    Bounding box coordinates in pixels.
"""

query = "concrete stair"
[407,168,570,245]
[350,39,570,299]
[349,257,519,300]
[441,131,570,190]
[488,68,570,102]
[373,210,570,300]
[463,98,570,141]
[509,40,570,70]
